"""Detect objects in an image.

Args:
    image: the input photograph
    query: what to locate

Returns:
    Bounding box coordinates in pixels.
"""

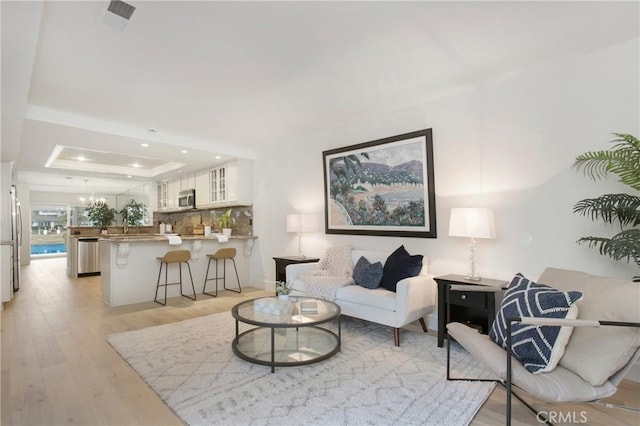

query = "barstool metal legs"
[154,260,197,305]
[181,262,197,300]
[203,257,218,297]
[224,258,242,293]
[203,256,242,297]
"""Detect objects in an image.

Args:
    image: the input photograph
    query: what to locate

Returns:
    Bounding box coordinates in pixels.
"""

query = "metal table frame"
[231,297,341,373]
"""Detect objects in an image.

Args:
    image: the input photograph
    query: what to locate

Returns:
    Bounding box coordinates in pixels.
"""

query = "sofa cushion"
[353,256,383,289]
[489,273,582,374]
[336,285,396,311]
[379,245,423,292]
[538,267,640,387]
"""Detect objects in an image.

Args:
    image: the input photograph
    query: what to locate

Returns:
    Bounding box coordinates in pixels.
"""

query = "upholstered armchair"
[445,268,640,425]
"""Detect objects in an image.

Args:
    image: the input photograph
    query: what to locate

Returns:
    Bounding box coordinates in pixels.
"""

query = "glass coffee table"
[231,296,341,373]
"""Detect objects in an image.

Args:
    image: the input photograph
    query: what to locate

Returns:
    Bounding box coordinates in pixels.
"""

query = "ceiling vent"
[107,0,135,20]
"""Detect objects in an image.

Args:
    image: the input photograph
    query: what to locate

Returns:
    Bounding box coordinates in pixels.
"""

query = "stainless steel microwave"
[178,189,195,209]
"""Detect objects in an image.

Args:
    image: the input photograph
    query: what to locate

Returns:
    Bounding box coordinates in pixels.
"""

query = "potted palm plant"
[215,208,236,236]
[572,133,640,280]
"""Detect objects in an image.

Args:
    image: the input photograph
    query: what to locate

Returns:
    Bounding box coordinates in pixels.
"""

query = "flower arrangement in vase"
[275,281,293,299]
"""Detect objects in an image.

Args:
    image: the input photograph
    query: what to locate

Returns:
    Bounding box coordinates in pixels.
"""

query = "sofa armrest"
[395,274,437,321]
[285,262,319,282]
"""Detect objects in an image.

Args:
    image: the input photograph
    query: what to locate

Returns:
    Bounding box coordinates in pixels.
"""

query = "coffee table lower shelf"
[232,324,341,373]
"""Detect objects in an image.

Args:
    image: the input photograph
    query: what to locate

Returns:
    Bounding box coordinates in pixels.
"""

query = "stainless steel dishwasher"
[77,237,100,276]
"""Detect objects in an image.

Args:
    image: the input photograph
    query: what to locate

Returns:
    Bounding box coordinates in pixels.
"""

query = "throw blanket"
[299,246,353,300]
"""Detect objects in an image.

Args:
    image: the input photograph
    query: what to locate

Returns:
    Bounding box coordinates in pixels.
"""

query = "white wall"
[250,37,639,289]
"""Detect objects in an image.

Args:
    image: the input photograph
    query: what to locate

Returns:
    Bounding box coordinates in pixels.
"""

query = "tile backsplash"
[154,206,253,236]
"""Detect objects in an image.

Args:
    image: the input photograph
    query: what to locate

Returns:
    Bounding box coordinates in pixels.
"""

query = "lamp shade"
[286,213,317,233]
[448,208,496,239]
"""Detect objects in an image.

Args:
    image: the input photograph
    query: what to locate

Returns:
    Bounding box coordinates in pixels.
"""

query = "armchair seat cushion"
[448,322,618,403]
[335,285,396,311]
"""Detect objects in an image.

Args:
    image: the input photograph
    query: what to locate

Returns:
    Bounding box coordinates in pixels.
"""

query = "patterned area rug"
[107,312,497,425]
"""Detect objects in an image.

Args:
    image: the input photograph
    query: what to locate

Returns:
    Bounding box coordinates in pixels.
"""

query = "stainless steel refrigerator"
[10,185,22,291]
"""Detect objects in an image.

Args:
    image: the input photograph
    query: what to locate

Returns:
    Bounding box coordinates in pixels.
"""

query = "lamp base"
[465,275,482,281]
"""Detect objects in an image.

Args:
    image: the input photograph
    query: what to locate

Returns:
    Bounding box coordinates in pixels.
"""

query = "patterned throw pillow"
[352,256,384,289]
[379,246,423,292]
[489,273,583,374]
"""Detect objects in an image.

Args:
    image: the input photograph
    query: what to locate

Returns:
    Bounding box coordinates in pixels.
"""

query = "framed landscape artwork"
[322,129,437,238]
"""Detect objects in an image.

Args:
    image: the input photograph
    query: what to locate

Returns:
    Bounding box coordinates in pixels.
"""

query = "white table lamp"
[449,207,496,280]
[287,213,317,258]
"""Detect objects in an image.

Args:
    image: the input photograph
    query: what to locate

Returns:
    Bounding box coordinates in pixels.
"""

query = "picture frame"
[323,129,437,238]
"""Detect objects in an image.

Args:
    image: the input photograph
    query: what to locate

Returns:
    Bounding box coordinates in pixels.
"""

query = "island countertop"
[99,234,257,242]
[99,235,256,307]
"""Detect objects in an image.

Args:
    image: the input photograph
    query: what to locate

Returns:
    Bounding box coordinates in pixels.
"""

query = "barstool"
[203,248,241,297]
[154,250,197,305]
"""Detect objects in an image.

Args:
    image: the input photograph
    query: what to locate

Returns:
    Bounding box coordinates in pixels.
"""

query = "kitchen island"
[100,234,257,307]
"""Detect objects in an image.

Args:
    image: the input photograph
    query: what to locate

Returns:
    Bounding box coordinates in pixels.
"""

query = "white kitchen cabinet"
[155,159,253,210]
[180,174,195,191]
[226,159,253,205]
[195,170,210,207]
[166,180,179,209]
[208,159,252,205]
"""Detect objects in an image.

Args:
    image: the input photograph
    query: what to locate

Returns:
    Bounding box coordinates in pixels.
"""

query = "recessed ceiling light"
[77,156,87,161]
[141,143,149,148]
[131,163,141,168]
[127,175,132,178]
[181,150,188,154]
[215,155,222,159]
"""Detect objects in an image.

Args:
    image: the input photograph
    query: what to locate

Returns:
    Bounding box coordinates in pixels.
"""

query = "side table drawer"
[450,290,487,309]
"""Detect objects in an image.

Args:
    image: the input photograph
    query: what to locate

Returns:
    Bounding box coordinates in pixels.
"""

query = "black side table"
[434,274,508,348]
[273,256,320,282]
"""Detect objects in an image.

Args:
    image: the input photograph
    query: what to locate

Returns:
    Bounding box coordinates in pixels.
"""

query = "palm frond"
[577,228,640,264]
[573,193,640,227]
[572,133,640,191]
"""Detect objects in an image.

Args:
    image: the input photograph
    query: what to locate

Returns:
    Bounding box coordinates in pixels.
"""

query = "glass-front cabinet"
[210,165,227,203]
[157,182,167,210]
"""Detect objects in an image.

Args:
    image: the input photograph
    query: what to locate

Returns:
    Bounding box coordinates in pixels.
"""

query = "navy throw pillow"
[489,273,583,374]
[353,256,383,289]
[379,246,423,292]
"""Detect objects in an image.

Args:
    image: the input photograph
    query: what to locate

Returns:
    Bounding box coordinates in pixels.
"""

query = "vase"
[278,294,289,301]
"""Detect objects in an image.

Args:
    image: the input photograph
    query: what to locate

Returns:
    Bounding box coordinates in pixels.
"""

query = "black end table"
[434,274,508,347]
[273,256,320,282]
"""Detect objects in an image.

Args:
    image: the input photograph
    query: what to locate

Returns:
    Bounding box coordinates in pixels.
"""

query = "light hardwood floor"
[1,257,638,425]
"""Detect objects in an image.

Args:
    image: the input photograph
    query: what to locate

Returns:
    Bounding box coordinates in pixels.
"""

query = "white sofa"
[286,249,437,346]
